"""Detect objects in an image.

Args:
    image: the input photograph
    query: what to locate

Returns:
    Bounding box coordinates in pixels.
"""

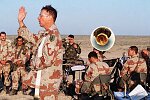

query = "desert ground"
[0,35,149,100]
[8,35,150,59]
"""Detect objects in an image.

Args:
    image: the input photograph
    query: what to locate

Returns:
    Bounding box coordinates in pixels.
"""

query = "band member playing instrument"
[120,46,147,91]
[78,51,111,98]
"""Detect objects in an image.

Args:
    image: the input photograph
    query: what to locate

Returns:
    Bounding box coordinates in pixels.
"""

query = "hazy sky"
[0,0,150,36]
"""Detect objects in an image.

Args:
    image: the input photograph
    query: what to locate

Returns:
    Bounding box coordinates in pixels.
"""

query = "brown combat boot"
[4,86,10,94]
[6,86,10,94]
[9,89,17,95]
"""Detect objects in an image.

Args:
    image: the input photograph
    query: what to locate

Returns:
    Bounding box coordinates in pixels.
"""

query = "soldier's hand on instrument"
[73,44,77,48]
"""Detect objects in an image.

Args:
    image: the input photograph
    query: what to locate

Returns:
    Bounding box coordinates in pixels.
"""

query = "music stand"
[71,65,85,81]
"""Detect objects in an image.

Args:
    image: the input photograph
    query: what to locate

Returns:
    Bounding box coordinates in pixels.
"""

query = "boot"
[10,89,17,95]
[6,86,10,94]
[22,89,28,95]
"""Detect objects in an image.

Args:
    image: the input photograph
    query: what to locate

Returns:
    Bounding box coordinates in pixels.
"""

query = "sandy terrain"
[1,35,149,100]
[64,35,150,60]
[9,35,150,59]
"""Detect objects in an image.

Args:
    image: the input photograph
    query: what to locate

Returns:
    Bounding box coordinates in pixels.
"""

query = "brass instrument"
[90,26,115,51]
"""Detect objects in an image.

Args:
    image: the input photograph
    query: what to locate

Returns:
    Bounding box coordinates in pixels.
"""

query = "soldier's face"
[88,57,94,63]
[38,10,53,29]
[0,34,6,41]
[68,37,74,43]
[128,48,134,56]
[17,38,23,46]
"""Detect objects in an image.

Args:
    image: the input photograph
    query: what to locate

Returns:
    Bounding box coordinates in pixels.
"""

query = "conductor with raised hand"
[18,5,63,100]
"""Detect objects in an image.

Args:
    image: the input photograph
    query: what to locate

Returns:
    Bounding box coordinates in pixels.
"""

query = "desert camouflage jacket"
[18,24,63,97]
[11,44,30,65]
[63,42,81,60]
[85,61,110,82]
[0,39,12,61]
[18,24,63,70]
[121,55,147,77]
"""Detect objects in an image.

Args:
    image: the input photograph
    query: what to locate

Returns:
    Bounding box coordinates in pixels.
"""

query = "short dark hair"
[0,32,6,36]
[129,46,138,54]
[93,48,105,54]
[68,34,74,38]
[88,51,98,59]
[41,5,57,22]
[16,36,24,41]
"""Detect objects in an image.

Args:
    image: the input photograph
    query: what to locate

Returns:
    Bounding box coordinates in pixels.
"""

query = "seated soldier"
[120,46,147,91]
[80,51,111,97]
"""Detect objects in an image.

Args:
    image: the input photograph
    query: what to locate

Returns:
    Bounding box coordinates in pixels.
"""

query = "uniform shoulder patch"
[49,35,55,42]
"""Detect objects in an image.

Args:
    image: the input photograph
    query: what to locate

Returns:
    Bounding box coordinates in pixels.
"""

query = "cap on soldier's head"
[68,34,74,38]
[147,46,150,52]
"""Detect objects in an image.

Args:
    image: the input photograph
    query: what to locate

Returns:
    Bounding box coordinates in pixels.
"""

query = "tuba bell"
[90,26,115,51]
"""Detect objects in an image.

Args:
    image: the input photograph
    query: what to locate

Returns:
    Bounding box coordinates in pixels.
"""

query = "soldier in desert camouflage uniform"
[120,46,147,90]
[10,36,30,95]
[80,51,111,97]
[0,32,12,94]
[17,5,62,100]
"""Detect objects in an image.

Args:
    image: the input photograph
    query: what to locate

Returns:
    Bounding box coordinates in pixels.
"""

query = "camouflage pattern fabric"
[83,61,111,95]
[85,61,110,81]
[120,55,147,79]
[0,39,12,61]
[120,55,147,89]
[0,63,11,86]
[0,39,12,86]
[18,24,63,100]
[11,44,30,90]
[63,42,81,60]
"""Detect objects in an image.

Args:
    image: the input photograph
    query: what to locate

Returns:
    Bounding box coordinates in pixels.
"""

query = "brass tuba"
[90,26,115,51]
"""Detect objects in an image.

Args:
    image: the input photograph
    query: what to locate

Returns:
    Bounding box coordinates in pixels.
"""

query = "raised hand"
[18,6,27,27]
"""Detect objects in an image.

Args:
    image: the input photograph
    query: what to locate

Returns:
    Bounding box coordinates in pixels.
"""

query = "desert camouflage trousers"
[11,66,28,90]
[0,63,11,86]
[23,66,62,100]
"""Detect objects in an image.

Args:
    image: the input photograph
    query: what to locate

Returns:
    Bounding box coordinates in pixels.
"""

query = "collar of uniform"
[131,54,138,58]
[40,24,57,36]
[0,39,11,45]
[47,24,57,35]
[39,30,49,37]
[92,61,99,66]
[48,24,57,31]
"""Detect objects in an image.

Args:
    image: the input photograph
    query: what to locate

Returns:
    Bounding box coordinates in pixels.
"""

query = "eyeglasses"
[39,14,49,18]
